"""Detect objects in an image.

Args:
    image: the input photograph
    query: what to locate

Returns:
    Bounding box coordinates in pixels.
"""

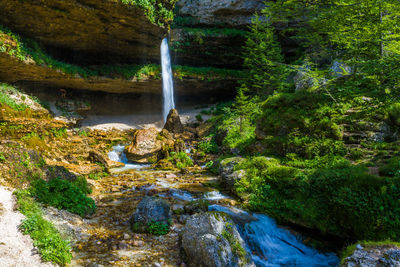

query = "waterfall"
[161,37,175,122]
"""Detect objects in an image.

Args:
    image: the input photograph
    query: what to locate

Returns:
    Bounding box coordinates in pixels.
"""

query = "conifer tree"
[241,14,287,97]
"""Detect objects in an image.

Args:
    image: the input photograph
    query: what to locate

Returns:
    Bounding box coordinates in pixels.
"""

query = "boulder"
[163,109,184,134]
[124,128,162,163]
[88,150,123,169]
[181,212,255,267]
[342,244,400,267]
[130,196,172,232]
[219,157,246,193]
[331,61,352,77]
[293,71,319,92]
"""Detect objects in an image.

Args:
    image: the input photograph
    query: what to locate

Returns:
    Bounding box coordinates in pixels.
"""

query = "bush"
[379,157,400,177]
[198,139,219,154]
[234,158,400,241]
[147,220,170,235]
[388,103,400,126]
[168,152,193,169]
[30,178,96,217]
[14,190,72,265]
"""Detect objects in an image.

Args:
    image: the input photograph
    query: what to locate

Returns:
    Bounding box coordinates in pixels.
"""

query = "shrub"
[168,152,193,169]
[198,139,219,154]
[14,190,72,265]
[388,103,400,126]
[379,157,400,177]
[147,220,170,235]
[30,178,96,217]
[234,158,400,241]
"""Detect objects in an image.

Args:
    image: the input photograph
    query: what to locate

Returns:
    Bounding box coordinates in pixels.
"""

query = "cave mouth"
[19,83,230,129]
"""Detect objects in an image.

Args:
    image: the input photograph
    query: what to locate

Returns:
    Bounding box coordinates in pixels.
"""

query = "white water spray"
[161,38,175,122]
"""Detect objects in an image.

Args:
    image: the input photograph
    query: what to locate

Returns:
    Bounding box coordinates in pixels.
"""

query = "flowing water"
[108,145,151,173]
[106,147,339,266]
[209,205,339,267]
[161,38,175,122]
[64,145,339,266]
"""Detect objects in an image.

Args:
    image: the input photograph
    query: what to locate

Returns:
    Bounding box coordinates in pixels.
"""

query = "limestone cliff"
[0,0,167,65]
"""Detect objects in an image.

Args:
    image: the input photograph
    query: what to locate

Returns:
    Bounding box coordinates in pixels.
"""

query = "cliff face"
[0,0,166,65]
[171,0,265,68]
[0,0,243,98]
[176,0,265,27]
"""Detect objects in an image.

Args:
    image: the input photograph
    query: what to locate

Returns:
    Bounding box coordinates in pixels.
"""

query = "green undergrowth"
[0,83,28,111]
[209,77,400,242]
[233,156,400,241]
[178,27,248,37]
[119,0,177,27]
[14,189,72,266]
[30,177,96,217]
[131,219,171,235]
[167,151,193,169]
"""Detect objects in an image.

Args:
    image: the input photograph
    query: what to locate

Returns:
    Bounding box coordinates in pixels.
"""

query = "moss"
[221,222,248,265]
[341,240,400,264]
[0,25,242,82]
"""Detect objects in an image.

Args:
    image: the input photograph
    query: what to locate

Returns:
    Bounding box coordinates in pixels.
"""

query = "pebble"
[123,233,130,240]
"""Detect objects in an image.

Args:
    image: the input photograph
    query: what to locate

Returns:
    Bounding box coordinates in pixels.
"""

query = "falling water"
[161,37,175,122]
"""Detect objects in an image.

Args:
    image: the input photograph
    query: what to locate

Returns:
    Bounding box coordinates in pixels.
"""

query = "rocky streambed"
[42,144,339,267]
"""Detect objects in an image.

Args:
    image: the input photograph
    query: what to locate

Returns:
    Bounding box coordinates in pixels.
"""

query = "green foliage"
[14,190,72,265]
[198,139,219,154]
[241,14,288,96]
[147,220,170,235]
[234,157,400,241]
[221,222,247,262]
[30,178,96,217]
[0,83,27,111]
[119,0,177,27]
[167,152,193,169]
[379,157,400,178]
[179,27,247,37]
[388,103,400,127]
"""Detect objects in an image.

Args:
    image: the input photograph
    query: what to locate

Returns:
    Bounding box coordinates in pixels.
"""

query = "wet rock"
[130,196,172,233]
[331,61,352,77]
[342,244,400,267]
[219,157,246,193]
[163,109,184,134]
[184,199,210,215]
[125,128,162,163]
[293,71,319,92]
[88,150,109,168]
[181,212,255,267]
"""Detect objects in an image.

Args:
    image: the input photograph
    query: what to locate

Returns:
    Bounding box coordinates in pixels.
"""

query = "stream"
[52,145,339,266]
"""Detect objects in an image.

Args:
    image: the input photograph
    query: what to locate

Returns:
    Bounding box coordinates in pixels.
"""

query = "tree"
[241,14,287,96]
[270,0,400,75]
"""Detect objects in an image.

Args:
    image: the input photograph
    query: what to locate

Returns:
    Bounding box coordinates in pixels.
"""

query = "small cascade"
[209,205,339,267]
[107,145,150,172]
[161,37,175,122]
